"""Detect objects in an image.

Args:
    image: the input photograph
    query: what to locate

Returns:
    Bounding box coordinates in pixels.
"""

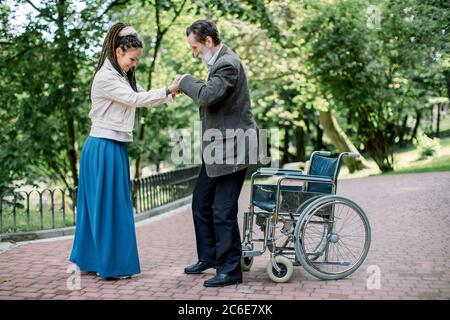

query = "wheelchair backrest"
[306,154,341,194]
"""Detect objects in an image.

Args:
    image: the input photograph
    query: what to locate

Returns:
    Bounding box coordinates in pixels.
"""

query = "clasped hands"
[167,74,186,97]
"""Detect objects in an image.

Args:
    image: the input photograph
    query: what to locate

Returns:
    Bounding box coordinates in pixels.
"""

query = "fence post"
[0,196,3,234]
[26,192,31,231]
[50,190,55,229]
[61,189,66,228]
[71,188,77,225]
[39,192,44,230]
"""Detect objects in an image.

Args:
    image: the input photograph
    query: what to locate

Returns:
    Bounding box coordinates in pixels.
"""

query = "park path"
[0,171,449,300]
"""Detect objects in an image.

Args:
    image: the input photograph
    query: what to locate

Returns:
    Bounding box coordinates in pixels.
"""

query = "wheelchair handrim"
[295,195,371,279]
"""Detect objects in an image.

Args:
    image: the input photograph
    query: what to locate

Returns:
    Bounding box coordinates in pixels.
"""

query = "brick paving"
[0,171,449,300]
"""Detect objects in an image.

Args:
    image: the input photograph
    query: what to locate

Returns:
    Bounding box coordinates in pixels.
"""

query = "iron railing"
[131,166,200,214]
[0,166,200,235]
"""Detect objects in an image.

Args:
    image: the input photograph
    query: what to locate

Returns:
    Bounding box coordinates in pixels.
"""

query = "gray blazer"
[179,45,257,178]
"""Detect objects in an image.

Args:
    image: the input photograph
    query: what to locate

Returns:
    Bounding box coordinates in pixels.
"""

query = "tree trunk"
[282,127,291,165]
[319,110,370,172]
[131,0,187,207]
[398,115,409,148]
[315,121,324,150]
[134,35,161,181]
[410,110,422,142]
[133,0,187,180]
[366,130,394,173]
[444,70,450,102]
[295,126,306,161]
[436,103,441,138]
[66,117,79,187]
[57,0,78,187]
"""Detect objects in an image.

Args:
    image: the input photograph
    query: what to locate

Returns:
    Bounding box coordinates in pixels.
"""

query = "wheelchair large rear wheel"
[294,195,371,280]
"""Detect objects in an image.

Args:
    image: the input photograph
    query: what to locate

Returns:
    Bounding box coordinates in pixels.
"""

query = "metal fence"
[131,166,200,215]
[0,166,200,235]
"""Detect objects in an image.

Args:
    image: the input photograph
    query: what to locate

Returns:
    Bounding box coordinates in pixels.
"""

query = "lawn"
[341,136,450,178]
[387,135,450,174]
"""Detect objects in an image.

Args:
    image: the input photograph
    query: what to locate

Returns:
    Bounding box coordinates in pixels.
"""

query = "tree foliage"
[1,0,448,192]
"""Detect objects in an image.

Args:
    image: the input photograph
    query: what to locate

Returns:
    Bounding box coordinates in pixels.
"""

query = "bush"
[415,132,441,159]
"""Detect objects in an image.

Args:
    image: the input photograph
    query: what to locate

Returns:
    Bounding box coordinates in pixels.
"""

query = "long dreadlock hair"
[91,23,143,96]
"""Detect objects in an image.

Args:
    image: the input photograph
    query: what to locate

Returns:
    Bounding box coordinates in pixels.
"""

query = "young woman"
[69,23,178,279]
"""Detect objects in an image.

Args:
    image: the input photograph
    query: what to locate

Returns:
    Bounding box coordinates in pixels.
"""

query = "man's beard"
[199,46,213,67]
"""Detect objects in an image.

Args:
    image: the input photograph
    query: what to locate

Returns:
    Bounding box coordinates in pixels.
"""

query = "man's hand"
[175,74,186,83]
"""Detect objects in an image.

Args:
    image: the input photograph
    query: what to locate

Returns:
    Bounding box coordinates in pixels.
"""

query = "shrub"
[415,132,440,160]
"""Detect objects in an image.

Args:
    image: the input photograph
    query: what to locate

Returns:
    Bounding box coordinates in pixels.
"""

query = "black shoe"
[96,273,132,280]
[184,261,216,274]
[203,272,243,287]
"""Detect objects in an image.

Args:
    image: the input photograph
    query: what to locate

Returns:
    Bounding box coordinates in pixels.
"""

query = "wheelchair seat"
[252,154,341,212]
[252,184,303,212]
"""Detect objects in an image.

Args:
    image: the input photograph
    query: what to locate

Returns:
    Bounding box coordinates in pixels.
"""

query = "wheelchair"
[240,151,371,282]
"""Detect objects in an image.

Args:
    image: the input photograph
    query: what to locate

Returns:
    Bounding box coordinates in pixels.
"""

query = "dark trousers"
[192,163,247,275]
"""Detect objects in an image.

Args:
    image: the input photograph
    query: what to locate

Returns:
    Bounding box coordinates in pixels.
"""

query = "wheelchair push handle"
[343,152,361,158]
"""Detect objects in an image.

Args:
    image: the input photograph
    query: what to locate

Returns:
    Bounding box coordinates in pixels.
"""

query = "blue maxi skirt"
[69,136,141,278]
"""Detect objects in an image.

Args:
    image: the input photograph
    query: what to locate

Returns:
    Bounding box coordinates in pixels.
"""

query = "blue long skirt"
[69,136,141,278]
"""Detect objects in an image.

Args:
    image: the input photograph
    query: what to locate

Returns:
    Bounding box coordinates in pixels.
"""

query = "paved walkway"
[0,172,449,300]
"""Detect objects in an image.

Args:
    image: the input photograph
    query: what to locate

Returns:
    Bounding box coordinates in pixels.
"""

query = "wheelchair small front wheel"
[266,256,294,283]
[241,257,253,272]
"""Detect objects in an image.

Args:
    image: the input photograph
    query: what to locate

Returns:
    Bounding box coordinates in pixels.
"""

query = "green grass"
[1,208,76,234]
[388,136,450,174]
[387,154,450,174]
[339,136,450,179]
[439,114,450,133]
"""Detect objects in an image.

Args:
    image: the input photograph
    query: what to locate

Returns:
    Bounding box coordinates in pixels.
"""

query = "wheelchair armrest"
[257,168,304,177]
[276,173,334,185]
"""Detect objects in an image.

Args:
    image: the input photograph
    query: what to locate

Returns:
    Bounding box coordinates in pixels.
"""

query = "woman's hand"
[168,75,184,96]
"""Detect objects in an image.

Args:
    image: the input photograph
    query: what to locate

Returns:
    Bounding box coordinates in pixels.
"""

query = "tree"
[0,0,117,191]
[299,0,448,172]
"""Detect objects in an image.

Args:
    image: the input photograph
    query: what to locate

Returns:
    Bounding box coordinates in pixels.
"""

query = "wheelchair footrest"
[311,260,351,266]
[242,250,263,258]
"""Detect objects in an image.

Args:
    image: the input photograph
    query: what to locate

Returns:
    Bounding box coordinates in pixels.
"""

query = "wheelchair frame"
[241,151,371,282]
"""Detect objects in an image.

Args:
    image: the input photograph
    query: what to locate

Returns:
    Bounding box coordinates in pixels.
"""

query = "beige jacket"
[89,58,172,133]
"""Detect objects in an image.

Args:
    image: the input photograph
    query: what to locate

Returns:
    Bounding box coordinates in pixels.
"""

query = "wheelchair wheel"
[266,256,294,283]
[294,195,371,280]
[241,257,253,272]
[294,195,329,262]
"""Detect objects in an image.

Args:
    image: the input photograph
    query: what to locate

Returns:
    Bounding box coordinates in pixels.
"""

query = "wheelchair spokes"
[296,197,371,280]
